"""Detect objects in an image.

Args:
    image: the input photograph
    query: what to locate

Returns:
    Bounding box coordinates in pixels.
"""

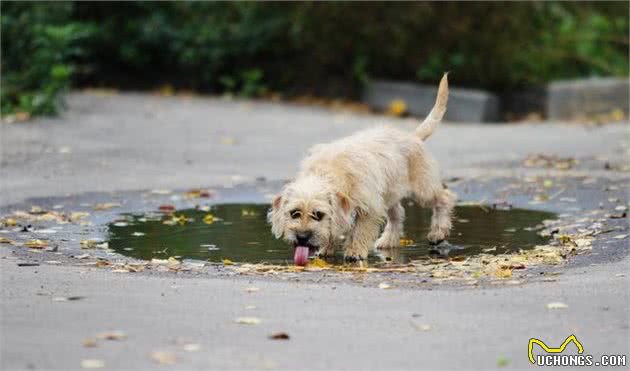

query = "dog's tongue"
[294,246,310,266]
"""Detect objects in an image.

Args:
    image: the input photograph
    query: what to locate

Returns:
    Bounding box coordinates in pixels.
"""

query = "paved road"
[1,92,629,370]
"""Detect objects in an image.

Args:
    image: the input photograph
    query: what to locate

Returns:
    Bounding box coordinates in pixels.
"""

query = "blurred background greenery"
[1,1,628,117]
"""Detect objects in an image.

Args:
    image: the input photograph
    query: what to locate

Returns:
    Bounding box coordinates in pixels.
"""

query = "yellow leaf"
[24,239,48,249]
[310,257,329,268]
[2,218,17,227]
[203,214,215,224]
[222,259,234,266]
[399,238,414,246]
[494,267,513,278]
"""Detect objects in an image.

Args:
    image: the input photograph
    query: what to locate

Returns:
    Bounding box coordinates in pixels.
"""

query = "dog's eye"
[311,211,325,221]
[290,209,302,219]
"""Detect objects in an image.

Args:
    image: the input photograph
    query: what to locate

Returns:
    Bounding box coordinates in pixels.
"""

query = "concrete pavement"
[1,92,629,370]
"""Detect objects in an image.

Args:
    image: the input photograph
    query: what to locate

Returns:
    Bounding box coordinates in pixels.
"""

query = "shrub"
[1,2,94,116]
[1,2,628,117]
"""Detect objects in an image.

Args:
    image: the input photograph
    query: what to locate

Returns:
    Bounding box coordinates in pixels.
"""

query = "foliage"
[1,2,628,117]
[1,2,94,116]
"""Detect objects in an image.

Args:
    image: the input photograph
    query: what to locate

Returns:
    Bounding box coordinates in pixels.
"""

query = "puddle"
[107,204,555,264]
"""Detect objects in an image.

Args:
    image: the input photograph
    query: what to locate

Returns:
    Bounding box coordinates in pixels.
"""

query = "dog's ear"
[267,195,285,238]
[272,195,282,210]
[330,192,353,237]
[336,192,351,214]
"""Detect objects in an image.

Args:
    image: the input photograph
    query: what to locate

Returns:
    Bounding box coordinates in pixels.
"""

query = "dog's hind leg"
[374,203,405,249]
[344,214,381,262]
[409,151,456,243]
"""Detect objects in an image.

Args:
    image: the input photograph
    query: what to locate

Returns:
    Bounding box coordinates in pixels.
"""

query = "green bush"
[1,2,94,116]
[1,2,628,117]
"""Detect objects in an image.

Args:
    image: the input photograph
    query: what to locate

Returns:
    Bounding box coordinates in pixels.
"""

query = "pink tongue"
[294,246,310,266]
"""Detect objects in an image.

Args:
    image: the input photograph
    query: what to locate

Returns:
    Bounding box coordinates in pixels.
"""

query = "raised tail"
[416,73,448,140]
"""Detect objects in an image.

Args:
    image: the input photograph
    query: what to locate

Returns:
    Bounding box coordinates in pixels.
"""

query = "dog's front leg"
[344,215,380,262]
[316,241,335,258]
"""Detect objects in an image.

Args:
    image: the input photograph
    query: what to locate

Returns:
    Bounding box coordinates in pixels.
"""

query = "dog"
[268,74,456,263]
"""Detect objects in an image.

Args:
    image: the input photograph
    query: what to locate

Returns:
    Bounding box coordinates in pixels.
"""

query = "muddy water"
[107,204,555,264]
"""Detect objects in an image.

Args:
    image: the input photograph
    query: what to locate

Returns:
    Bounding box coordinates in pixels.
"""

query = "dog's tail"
[415,73,448,141]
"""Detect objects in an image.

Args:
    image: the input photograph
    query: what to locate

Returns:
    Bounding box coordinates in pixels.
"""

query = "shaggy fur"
[268,74,456,261]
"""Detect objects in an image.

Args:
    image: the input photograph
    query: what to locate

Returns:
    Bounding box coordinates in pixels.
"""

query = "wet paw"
[343,255,363,263]
[374,235,400,250]
[427,228,449,244]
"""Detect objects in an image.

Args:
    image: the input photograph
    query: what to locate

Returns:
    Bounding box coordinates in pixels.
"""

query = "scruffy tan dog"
[268,74,455,263]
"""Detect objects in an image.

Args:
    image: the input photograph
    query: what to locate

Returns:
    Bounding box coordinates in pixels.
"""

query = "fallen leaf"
[496,356,510,368]
[93,202,121,211]
[494,267,513,279]
[546,302,568,310]
[235,317,261,325]
[53,296,84,302]
[2,218,17,227]
[222,259,234,266]
[80,239,100,249]
[0,237,15,244]
[309,257,329,268]
[412,323,432,332]
[399,238,414,246]
[613,234,627,239]
[185,189,211,199]
[244,287,259,293]
[269,332,290,340]
[24,239,48,249]
[96,331,127,340]
[183,343,201,352]
[378,282,392,289]
[203,214,215,224]
[70,212,90,221]
[151,351,177,365]
[82,338,98,348]
[81,359,104,369]
[158,205,176,213]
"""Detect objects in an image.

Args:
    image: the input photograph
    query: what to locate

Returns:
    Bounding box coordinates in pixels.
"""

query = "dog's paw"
[343,255,363,264]
[427,228,449,244]
[374,234,400,250]
[316,246,335,258]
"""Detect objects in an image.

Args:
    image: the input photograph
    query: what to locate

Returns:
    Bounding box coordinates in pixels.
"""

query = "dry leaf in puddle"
[203,214,215,224]
[235,317,261,325]
[151,351,177,365]
[81,359,104,369]
[546,302,568,309]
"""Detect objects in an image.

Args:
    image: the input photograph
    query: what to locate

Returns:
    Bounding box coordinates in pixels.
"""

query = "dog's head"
[268,175,353,255]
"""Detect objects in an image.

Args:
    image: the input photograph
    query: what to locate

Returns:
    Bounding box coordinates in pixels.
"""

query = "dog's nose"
[296,231,312,246]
